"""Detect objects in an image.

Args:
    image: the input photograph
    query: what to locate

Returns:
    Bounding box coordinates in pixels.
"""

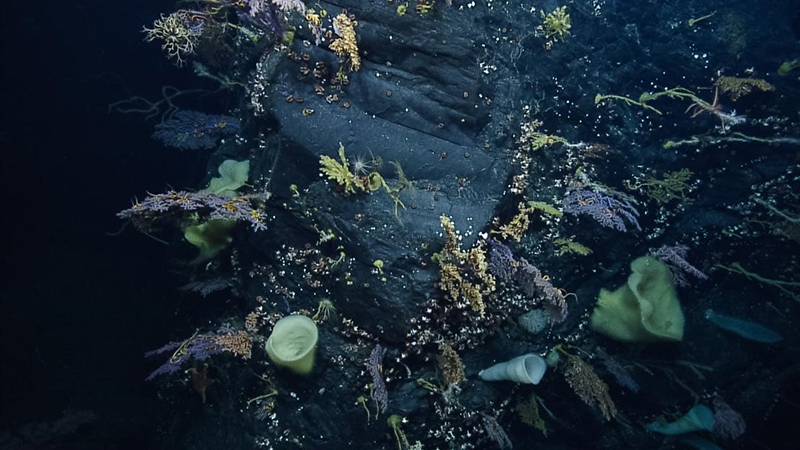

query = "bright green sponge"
[589,256,685,343]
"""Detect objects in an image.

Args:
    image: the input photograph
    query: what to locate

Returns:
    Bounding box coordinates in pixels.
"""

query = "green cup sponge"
[589,256,685,343]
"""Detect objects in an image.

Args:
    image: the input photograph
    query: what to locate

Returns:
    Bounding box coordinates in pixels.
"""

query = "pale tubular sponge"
[646,404,715,435]
[705,309,782,343]
[478,354,547,384]
[265,315,319,374]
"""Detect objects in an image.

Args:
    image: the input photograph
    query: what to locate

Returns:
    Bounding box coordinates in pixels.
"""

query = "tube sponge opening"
[265,315,319,375]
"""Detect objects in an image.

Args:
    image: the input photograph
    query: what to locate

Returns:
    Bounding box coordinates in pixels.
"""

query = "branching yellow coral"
[715,76,774,101]
[436,216,496,317]
[528,201,563,217]
[468,246,496,294]
[320,143,359,195]
[626,168,694,204]
[330,12,361,72]
[554,238,592,256]
[439,263,483,315]
[493,201,562,242]
[319,144,408,216]
[493,203,534,242]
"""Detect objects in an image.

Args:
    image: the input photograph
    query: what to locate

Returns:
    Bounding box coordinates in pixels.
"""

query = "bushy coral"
[715,76,774,101]
[559,349,617,421]
[627,168,694,204]
[437,343,466,386]
[255,0,306,14]
[648,243,708,287]
[143,10,206,66]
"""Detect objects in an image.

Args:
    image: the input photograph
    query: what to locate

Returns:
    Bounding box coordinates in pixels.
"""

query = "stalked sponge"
[266,315,319,375]
[590,256,684,343]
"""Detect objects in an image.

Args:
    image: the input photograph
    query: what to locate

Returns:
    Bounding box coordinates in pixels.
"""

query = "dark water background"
[1,0,198,447]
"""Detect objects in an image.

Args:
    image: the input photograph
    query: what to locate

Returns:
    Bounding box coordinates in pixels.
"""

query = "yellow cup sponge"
[589,256,684,343]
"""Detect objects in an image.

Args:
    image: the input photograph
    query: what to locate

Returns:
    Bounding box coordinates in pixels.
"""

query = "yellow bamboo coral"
[492,201,562,242]
[320,143,359,195]
[436,216,496,317]
[330,12,361,71]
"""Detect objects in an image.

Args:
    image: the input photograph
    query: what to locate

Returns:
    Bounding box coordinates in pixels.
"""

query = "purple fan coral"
[487,239,569,322]
[180,277,234,297]
[367,344,388,413]
[145,333,222,380]
[487,238,517,281]
[152,110,240,150]
[648,244,708,287]
[118,190,268,232]
[600,354,639,393]
[253,0,306,14]
[240,0,284,36]
[712,397,746,440]
[482,414,513,449]
[563,190,641,232]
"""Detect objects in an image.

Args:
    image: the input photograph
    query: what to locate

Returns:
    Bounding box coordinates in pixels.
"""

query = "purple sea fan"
[145,334,222,380]
[241,0,285,36]
[648,244,708,287]
[487,238,517,282]
[180,277,233,297]
[118,190,268,232]
[482,414,513,449]
[563,190,641,232]
[268,0,306,13]
[486,239,569,322]
[712,397,746,440]
[152,110,240,150]
[367,344,388,413]
[600,354,639,393]
[515,258,569,322]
